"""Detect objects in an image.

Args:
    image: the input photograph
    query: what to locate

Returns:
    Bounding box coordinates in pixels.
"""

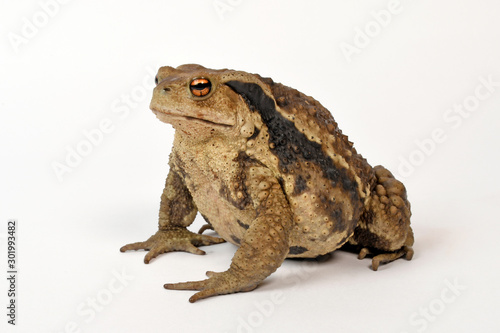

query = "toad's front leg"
[165,174,292,302]
[120,168,224,263]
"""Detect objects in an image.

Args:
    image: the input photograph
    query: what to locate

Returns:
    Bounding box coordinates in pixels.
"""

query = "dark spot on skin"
[231,235,241,245]
[328,208,347,233]
[236,150,267,168]
[277,177,285,188]
[219,151,265,210]
[352,225,390,251]
[275,176,292,208]
[173,153,189,179]
[293,174,308,195]
[219,184,250,210]
[237,219,250,230]
[172,152,199,192]
[159,171,196,227]
[248,127,260,141]
[225,80,359,205]
[289,246,309,255]
[316,194,347,233]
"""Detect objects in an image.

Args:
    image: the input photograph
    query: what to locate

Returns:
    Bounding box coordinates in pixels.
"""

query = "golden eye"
[190,78,211,97]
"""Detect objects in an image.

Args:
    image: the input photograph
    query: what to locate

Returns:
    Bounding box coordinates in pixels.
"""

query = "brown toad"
[120,64,414,302]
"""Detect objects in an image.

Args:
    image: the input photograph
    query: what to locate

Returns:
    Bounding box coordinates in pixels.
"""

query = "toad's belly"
[191,180,358,258]
[187,178,254,247]
[286,215,357,258]
[174,150,361,259]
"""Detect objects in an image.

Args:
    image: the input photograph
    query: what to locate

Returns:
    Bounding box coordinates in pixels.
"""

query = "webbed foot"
[164,268,259,303]
[120,227,225,264]
[358,246,414,271]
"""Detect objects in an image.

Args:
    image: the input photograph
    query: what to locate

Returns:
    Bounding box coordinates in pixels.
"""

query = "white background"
[1,1,500,332]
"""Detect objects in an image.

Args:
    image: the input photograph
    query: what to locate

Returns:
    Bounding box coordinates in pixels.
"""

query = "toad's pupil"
[192,82,210,90]
[190,79,211,97]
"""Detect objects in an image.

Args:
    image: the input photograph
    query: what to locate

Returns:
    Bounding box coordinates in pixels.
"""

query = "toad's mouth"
[152,109,234,128]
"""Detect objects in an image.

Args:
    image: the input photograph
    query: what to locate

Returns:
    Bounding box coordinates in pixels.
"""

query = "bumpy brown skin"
[120,64,414,302]
[348,166,414,270]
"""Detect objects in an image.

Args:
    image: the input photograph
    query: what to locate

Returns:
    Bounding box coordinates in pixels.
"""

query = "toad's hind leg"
[349,165,414,270]
[357,232,414,271]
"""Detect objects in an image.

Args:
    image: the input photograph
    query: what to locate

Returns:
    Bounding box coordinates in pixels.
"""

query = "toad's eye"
[189,78,211,97]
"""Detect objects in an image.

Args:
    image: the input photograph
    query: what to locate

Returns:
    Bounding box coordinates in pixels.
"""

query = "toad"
[120,64,414,302]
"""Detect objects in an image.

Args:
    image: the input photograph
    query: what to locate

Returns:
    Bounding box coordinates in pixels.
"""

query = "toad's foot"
[358,246,414,271]
[164,268,259,303]
[120,227,225,264]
